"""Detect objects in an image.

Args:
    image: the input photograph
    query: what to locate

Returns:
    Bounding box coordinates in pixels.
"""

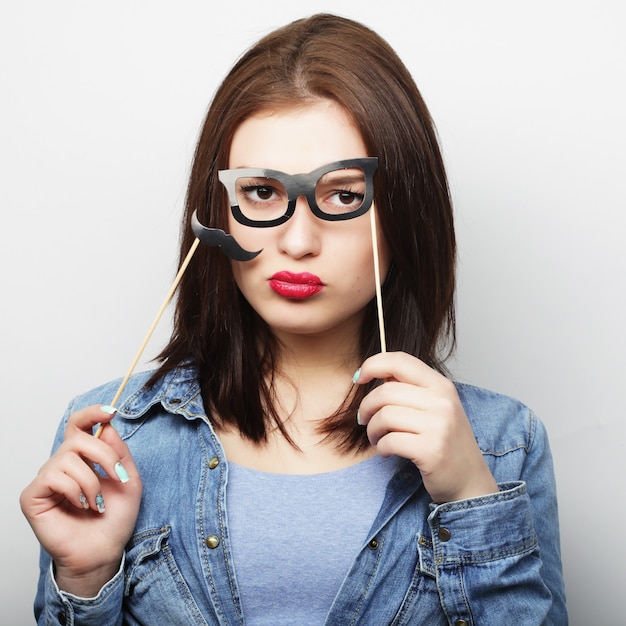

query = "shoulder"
[454,381,546,455]
[67,369,159,411]
[56,365,205,449]
[66,364,201,417]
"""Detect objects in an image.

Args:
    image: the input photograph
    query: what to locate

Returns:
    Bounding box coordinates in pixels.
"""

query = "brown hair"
[152,13,456,450]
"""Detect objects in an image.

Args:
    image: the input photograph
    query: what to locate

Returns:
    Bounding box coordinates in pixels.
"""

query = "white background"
[1,1,623,623]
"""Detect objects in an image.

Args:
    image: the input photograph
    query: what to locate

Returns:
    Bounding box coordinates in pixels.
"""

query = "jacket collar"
[116,363,206,421]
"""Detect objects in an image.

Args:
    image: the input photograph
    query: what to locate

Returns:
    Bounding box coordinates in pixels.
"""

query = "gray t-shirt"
[226,454,398,625]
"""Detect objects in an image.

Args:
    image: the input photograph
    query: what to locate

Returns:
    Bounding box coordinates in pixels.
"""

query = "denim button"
[208,457,219,469]
[367,538,379,550]
[57,612,67,625]
[205,535,220,549]
[438,527,451,542]
[454,620,468,626]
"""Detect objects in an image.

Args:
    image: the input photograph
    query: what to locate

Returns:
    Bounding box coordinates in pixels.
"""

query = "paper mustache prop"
[191,211,262,261]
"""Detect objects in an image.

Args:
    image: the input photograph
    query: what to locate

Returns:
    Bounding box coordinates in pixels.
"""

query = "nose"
[277,195,321,258]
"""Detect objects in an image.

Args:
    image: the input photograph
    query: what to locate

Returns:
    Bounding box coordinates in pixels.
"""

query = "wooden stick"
[369,206,387,353]
[94,237,201,438]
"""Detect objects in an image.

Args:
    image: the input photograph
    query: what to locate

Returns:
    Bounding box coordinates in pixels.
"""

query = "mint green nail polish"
[100,405,117,415]
[114,462,129,483]
[356,410,362,426]
[352,368,361,384]
[95,493,105,514]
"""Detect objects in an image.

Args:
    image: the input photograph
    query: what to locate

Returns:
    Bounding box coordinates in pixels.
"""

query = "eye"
[236,177,286,207]
[320,187,365,214]
[233,176,288,222]
[244,185,275,201]
[316,168,368,215]
[240,184,277,202]
[336,190,363,206]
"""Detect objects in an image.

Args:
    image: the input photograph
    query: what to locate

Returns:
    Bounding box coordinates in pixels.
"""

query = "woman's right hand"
[20,405,142,597]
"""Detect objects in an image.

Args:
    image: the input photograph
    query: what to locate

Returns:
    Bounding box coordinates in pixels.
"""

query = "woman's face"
[226,99,390,342]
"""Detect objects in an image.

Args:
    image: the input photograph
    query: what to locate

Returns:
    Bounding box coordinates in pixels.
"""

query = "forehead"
[228,100,368,174]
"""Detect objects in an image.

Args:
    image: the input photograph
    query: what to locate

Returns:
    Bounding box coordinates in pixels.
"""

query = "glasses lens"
[315,167,368,218]
[234,175,288,223]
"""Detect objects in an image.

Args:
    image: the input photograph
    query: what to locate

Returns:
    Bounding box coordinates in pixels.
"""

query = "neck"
[272,316,363,377]
[263,326,358,433]
[280,341,357,379]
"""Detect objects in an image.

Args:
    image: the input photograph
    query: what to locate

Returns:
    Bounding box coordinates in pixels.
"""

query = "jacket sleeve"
[35,553,125,626]
[427,413,567,625]
[33,399,126,626]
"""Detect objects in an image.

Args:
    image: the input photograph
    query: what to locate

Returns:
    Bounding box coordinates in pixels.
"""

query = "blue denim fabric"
[34,365,567,625]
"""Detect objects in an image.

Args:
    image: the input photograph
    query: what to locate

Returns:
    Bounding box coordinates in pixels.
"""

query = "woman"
[21,13,567,625]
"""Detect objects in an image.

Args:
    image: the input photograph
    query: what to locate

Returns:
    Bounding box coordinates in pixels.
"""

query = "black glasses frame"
[218,157,379,228]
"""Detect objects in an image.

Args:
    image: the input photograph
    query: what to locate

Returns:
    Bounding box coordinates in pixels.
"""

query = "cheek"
[335,235,378,294]
[227,217,255,252]
[229,256,262,298]
[226,209,269,250]
[351,215,391,282]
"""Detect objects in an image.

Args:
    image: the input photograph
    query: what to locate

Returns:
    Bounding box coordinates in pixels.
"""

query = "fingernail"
[79,493,89,509]
[352,368,361,384]
[100,405,117,415]
[114,462,129,483]
[95,493,105,514]
[356,410,362,426]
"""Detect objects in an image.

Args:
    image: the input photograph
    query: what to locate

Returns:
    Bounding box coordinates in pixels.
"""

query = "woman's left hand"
[354,351,498,504]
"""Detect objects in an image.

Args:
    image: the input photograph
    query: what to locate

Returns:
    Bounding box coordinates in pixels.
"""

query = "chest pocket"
[123,526,210,626]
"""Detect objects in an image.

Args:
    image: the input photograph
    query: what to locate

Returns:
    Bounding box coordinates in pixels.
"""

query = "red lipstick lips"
[269,271,324,299]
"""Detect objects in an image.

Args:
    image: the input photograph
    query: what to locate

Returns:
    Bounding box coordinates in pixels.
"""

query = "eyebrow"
[229,167,366,183]
[318,171,366,185]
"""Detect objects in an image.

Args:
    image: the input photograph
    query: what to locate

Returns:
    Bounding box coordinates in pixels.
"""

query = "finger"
[97,424,137,484]
[22,471,82,516]
[374,430,427,464]
[26,455,102,515]
[354,352,442,387]
[364,405,424,445]
[65,405,118,438]
[357,380,432,426]
[60,426,132,485]
[60,451,115,512]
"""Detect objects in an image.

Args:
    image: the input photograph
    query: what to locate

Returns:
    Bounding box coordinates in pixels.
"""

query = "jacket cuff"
[43,558,125,626]
[427,482,537,563]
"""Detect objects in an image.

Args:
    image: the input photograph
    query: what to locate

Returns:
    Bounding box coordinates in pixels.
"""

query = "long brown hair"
[152,13,456,450]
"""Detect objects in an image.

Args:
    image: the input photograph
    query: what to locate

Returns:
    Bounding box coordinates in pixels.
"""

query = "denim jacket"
[35,365,567,625]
